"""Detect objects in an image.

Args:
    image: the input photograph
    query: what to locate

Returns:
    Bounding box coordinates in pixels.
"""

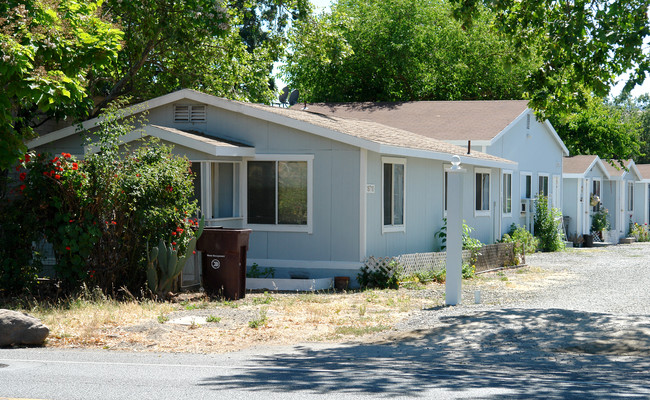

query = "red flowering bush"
[1,100,198,295]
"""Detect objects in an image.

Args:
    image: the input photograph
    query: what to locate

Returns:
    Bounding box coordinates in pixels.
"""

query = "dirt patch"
[34,264,571,353]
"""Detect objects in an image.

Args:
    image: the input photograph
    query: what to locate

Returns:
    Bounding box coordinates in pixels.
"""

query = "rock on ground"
[0,309,49,347]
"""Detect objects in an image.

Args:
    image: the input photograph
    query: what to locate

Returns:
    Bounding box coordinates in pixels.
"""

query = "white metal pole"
[446,156,464,306]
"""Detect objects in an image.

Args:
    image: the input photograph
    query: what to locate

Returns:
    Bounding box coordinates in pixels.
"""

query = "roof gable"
[635,164,650,182]
[602,159,641,181]
[563,155,610,178]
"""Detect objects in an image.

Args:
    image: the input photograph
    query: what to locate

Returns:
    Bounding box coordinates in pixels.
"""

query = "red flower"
[166,186,173,192]
[136,173,140,177]
[111,221,117,225]
[19,185,25,191]
[65,246,71,251]
[43,171,49,177]
[171,231,177,236]
[15,166,20,171]
[176,228,184,233]
[52,156,59,163]
[63,152,71,159]
[72,163,78,170]
[24,154,31,162]
[19,172,26,181]
[172,242,177,245]
[54,174,61,180]
[69,219,74,223]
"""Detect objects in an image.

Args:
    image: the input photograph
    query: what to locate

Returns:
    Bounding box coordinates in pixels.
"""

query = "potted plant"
[591,206,610,241]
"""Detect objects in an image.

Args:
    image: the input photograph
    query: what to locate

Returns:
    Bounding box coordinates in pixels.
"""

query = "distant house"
[29,89,513,281]
[632,163,650,227]
[562,155,611,240]
[601,160,643,239]
[296,101,569,241]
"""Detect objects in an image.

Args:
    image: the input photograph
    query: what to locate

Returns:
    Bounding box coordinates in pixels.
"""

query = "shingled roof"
[245,101,513,166]
[30,89,514,168]
[293,100,530,142]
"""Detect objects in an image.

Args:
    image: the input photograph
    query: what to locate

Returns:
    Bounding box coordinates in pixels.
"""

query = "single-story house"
[562,155,611,241]
[294,101,569,241]
[601,160,642,239]
[29,89,514,281]
[633,163,650,226]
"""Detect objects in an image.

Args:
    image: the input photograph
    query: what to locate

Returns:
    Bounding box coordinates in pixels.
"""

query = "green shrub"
[591,207,610,233]
[629,222,649,242]
[500,223,539,260]
[1,99,199,295]
[533,195,565,252]
[358,260,401,289]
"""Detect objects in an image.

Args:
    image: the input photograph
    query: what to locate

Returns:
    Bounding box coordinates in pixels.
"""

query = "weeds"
[253,291,274,305]
[248,308,268,328]
[206,315,221,323]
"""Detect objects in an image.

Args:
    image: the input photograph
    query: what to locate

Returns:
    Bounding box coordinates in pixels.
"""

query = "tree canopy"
[0,0,122,170]
[450,0,650,113]
[283,0,541,102]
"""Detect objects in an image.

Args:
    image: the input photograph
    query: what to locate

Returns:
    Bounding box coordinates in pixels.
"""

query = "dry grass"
[6,265,562,353]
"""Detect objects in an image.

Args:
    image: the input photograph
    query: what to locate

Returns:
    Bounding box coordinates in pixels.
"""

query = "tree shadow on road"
[200,308,650,398]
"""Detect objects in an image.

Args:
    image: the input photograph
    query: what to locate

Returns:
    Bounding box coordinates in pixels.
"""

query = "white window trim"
[382,157,406,234]
[243,154,314,234]
[475,167,491,217]
[195,161,243,221]
[521,171,533,199]
[502,170,513,217]
[443,163,451,217]
[538,172,550,197]
[628,181,635,212]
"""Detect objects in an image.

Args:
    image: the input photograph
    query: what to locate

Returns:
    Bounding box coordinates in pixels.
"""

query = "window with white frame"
[475,168,490,215]
[538,174,549,197]
[174,104,206,122]
[383,158,406,230]
[192,161,241,221]
[246,156,312,230]
[628,181,634,211]
[522,173,532,199]
[502,171,512,214]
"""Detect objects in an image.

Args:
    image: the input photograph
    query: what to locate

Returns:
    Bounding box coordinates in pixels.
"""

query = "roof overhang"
[84,124,255,157]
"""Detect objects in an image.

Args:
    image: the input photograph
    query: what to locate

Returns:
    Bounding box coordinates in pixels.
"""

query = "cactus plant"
[146,216,205,297]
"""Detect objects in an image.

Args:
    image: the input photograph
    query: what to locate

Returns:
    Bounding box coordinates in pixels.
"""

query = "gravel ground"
[390,243,650,356]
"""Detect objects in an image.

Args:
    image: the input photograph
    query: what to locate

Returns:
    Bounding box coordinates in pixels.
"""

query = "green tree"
[631,94,650,164]
[283,0,541,102]
[547,93,641,162]
[93,0,311,111]
[0,0,123,170]
[449,0,650,113]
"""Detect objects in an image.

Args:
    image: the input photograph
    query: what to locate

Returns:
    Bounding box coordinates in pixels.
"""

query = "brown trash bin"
[196,228,252,300]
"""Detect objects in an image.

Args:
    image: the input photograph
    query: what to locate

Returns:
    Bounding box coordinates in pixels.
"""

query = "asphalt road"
[2,245,650,399]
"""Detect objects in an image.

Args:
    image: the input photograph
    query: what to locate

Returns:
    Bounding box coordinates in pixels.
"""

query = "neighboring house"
[601,160,642,239]
[28,89,514,280]
[562,155,611,240]
[295,101,569,240]
[633,164,650,226]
